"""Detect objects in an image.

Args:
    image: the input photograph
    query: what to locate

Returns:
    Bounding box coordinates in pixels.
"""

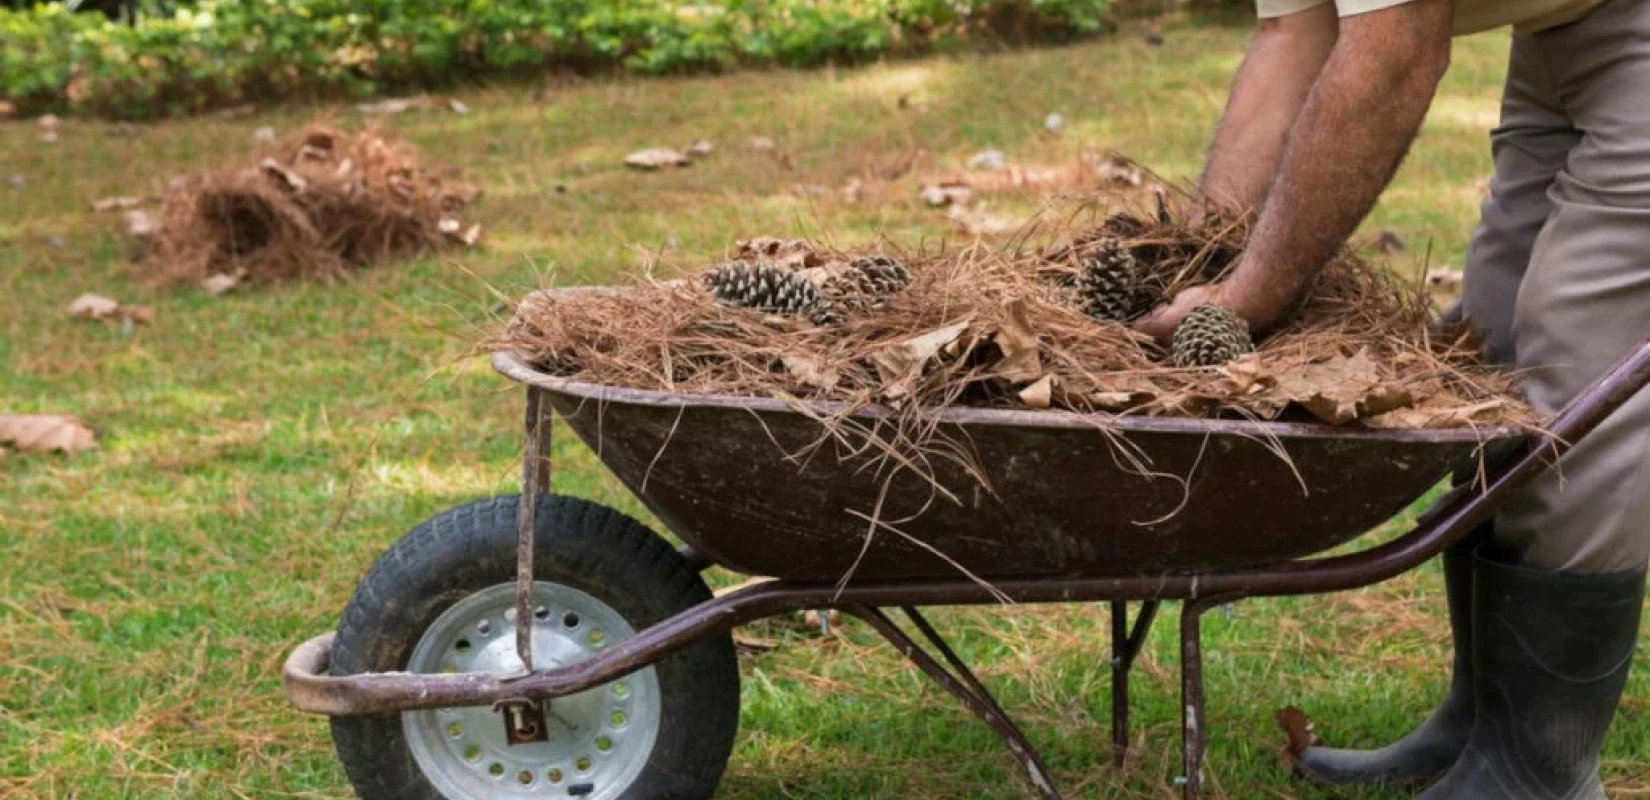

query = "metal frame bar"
[849,606,1060,800]
[283,337,1650,800]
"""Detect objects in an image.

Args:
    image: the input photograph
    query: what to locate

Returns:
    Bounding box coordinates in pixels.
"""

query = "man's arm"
[1140,0,1454,340]
[1199,3,1339,214]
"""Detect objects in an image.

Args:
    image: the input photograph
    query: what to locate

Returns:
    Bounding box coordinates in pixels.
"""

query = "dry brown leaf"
[201,270,246,296]
[871,321,972,405]
[66,293,154,325]
[1263,350,1414,424]
[737,237,818,269]
[685,139,715,158]
[748,136,775,152]
[1096,155,1144,187]
[921,182,973,207]
[624,147,690,170]
[90,196,145,212]
[947,204,1016,236]
[125,210,156,238]
[0,414,97,453]
[1276,706,1319,759]
[356,96,434,115]
[1374,230,1406,254]
[1428,268,1463,289]
[782,354,841,391]
[259,158,308,192]
[995,299,1042,383]
[1019,375,1055,408]
[1365,398,1510,429]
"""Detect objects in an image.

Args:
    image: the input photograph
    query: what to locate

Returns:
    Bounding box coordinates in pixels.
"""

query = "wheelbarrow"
[283,288,1650,800]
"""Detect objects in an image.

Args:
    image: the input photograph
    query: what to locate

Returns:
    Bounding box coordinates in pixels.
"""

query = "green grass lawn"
[3,14,1646,800]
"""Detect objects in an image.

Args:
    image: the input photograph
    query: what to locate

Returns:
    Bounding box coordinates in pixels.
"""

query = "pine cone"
[704,261,829,318]
[818,255,911,312]
[1172,305,1253,367]
[1079,238,1156,323]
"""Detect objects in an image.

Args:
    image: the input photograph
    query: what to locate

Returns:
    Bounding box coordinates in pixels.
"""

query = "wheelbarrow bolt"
[494,699,550,745]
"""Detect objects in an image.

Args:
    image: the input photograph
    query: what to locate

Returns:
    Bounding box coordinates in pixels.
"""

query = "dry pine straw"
[498,205,1535,432]
[139,125,480,287]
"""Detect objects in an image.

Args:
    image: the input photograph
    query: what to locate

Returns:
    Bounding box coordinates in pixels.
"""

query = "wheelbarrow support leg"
[848,605,1062,800]
[1178,596,1234,800]
[514,387,553,673]
[1110,600,1160,768]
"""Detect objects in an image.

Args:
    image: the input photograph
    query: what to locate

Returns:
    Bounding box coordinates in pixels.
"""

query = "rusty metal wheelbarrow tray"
[499,353,1513,581]
[284,292,1650,800]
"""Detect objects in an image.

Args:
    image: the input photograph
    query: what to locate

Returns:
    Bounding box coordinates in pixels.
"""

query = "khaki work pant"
[1461,0,1650,572]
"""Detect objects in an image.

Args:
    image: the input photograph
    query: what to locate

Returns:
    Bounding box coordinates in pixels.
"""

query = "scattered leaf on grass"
[356,96,434,115]
[0,414,97,454]
[201,270,246,296]
[842,178,865,203]
[212,103,258,119]
[1097,155,1145,187]
[685,139,715,158]
[1275,706,1319,759]
[66,293,154,325]
[921,182,973,207]
[38,114,60,130]
[623,147,690,170]
[748,136,775,152]
[1374,230,1406,254]
[968,149,1008,171]
[253,126,277,144]
[947,204,1017,236]
[447,98,471,115]
[39,130,58,144]
[1044,112,1066,132]
[90,196,145,212]
[1144,32,1166,46]
[6,175,25,189]
[1427,268,1463,289]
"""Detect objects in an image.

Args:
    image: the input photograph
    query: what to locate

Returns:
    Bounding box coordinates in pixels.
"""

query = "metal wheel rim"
[403,581,661,800]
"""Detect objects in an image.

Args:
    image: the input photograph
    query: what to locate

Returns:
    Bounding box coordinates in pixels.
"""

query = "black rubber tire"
[328,494,740,800]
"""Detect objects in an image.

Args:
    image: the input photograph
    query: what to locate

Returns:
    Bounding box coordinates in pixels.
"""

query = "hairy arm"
[1141,0,1453,339]
[1199,4,1339,214]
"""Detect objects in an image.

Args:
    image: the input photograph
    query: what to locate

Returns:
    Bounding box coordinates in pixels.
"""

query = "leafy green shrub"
[1,0,1114,118]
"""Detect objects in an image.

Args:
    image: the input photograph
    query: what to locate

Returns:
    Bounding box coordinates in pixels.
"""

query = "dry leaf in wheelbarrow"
[0,414,97,454]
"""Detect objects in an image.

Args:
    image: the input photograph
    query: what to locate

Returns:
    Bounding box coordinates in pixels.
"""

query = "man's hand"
[1136,284,1226,344]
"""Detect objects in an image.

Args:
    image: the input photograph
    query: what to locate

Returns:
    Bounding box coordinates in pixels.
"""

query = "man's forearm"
[1222,0,1453,327]
[1199,5,1337,214]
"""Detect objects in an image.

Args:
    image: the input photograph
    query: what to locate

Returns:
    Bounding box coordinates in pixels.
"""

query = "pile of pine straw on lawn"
[138,125,481,288]
[498,197,1535,432]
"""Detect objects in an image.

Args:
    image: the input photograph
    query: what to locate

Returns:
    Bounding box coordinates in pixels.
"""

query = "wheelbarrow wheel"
[327,494,739,800]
